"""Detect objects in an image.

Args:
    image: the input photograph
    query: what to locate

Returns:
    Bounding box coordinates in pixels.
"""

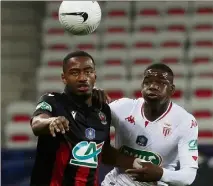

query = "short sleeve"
[109,98,133,128]
[109,99,122,128]
[178,114,199,169]
[32,93,56,117]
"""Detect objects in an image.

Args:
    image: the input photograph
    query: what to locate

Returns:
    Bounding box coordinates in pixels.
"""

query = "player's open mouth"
[77,86,89,91]
[147,92,159,98]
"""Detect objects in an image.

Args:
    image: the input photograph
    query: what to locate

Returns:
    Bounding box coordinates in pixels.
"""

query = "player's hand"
[132,158,144,169]
[49,116,69,137]
[126,160,163,182]
[92,88,112,109]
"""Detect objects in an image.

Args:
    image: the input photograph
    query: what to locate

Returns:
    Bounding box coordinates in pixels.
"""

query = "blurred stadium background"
[1,1,213,186]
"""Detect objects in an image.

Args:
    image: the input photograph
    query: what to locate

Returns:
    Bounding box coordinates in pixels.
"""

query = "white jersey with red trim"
[102,98,198,186]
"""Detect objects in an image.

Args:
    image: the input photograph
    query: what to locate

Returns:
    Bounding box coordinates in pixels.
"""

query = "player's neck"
[64,86,92,107]
[68,93,92,107]
[85,97,92,106]
[144,100,170,122]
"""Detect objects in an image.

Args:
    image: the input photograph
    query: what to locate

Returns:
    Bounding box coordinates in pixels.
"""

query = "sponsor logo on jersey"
[99,111,107,125]
[70,141,104,168]
[85,128,95,140]
[36,101,52,112]
[125,115,135,125]
[120,145,162,166]
[188,139,198,151]
[136,135,148,146]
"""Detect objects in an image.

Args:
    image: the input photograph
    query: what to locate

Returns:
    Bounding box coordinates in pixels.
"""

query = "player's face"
[61,56,96,97]
[141,69,175,104]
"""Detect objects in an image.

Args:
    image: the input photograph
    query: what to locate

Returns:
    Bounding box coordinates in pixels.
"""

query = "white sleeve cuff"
[160,168,197,186]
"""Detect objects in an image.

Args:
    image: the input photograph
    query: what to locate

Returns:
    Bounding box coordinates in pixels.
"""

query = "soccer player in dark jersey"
[30,51,141,186]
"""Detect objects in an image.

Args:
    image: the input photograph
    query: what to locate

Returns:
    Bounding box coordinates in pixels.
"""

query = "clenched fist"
[49,116,69,137]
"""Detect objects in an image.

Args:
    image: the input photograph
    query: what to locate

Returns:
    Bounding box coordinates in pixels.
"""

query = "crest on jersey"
[85,128,95,140]
[98,111,107,125]
[136,135,148,146]
[163,123,172,137]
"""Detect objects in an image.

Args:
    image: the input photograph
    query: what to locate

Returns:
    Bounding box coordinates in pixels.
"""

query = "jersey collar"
[63,92,97,113]
[141,101,173,123]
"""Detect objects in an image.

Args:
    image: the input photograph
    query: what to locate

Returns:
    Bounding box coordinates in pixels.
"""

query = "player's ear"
[61,73,67,85]
[170,84,175,95]
[93,69,97,80]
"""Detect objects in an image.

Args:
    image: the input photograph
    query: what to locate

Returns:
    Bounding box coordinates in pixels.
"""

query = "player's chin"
[144,95,161,103]
[76,90,92,98]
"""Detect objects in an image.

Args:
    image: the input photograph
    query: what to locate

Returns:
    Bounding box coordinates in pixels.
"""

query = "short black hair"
[144,63,174,77]
[63,50,95,72]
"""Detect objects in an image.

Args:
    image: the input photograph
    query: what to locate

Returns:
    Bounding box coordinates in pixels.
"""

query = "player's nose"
[78,72,88,81]
[149,83,159,90]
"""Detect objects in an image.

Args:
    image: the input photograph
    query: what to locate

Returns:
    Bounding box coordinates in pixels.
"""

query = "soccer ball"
[58,1,102,35]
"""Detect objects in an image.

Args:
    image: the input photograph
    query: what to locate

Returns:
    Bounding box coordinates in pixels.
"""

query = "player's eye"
[70,71,79,76]
[85,69,94,75]
[143,81,149,85]
[160,81,167,85]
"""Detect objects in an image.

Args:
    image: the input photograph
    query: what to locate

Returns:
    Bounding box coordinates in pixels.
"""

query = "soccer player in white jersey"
[99,63,199,186]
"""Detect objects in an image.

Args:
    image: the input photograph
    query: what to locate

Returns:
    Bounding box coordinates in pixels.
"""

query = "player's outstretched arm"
[31,113,52,136]
[31,115,69,137]
[30,93,69,137]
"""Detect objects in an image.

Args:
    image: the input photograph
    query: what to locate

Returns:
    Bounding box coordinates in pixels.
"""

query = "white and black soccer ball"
[58,1,101,35]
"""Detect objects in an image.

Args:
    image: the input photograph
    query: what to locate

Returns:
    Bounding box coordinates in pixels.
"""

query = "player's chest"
[55,105,110,143]
[54,101,110,169]
[119,112,179,159]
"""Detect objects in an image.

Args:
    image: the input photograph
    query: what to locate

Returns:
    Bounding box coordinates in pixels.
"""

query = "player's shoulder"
[35,92,65,114]
[109,97,143,108]
[109,97,133,106]
[172,102,198,135]
[172,102,196,122]
[109,97,144,114]
[37,92,64,104]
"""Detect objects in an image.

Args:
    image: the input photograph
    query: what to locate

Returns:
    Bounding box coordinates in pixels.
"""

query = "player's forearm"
[160,167,197,186]
[102,144,135,169]
[31,116,52,136]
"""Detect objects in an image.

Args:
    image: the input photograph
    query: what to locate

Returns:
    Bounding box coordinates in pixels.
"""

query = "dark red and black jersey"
[30,92,111,186]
